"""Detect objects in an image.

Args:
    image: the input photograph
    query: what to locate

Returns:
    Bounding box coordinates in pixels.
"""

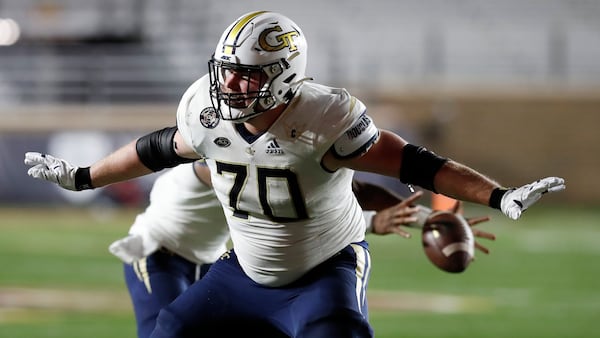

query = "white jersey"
[124,163,229,265]
[177,75,379,286]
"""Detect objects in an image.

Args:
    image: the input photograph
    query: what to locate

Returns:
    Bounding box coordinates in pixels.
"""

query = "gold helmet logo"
[258,26,300,52]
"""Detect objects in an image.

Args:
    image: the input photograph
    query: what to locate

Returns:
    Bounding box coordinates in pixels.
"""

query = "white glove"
[24,152,80,191]
[500,177,565,220]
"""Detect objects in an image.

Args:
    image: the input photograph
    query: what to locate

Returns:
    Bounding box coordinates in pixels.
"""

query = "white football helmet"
[208,11,308,122]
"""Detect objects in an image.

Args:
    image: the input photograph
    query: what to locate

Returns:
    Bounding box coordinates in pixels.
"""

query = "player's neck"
[243,104,287,135]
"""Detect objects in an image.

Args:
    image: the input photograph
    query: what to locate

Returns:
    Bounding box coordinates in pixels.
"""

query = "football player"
[25,11,564,338]
[110,161,424,338]
[112,160,493,338]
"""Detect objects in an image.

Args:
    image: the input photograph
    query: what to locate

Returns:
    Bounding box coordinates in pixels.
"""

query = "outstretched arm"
[25,128,200,190]
[89,139,153,188]
[326,129,565,220]
[23,141,148,191]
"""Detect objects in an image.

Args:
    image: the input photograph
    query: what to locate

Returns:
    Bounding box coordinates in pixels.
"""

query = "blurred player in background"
[112,160,493,338]
[107,161,225,338]
[25,10,565,337]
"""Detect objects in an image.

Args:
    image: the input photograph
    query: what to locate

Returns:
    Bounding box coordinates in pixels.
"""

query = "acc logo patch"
[200,107,219,129]
[213,137,231,147]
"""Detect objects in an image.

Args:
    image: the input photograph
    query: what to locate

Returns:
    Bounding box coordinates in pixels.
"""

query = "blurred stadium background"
[0,1,599,337]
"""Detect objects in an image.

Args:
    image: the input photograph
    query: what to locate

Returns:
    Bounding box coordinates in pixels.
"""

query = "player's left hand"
[500,177,566,220]
[450,201,495,254]
[370,191,423,238]
[371,192,496,252]
[24,152,79,191]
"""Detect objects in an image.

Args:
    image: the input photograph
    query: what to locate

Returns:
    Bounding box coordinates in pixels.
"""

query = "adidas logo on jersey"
[265,139,284,155]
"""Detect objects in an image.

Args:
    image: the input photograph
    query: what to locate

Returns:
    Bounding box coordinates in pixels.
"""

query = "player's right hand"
[24,152,79,191]
[500,177,566,220]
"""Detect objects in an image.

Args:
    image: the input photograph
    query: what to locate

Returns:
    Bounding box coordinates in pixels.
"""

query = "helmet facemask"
[208,58,285,122]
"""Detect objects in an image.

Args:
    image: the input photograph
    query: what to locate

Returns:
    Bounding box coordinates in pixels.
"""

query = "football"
[422,211,475,273]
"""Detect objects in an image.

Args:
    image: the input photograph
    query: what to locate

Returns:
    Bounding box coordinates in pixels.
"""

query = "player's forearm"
[433,161,499,207]
[90,140,153,188]
[352,179,403,211]
[90,128,200,188]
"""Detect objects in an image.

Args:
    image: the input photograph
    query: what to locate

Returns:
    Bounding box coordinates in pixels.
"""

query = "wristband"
[489,187,509,210]
[75,167,94,191]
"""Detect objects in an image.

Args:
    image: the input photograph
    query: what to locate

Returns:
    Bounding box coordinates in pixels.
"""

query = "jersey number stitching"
[216,161,308,222]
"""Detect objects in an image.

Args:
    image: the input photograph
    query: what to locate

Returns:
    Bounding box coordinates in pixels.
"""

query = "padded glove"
[499,177,565,220]
[24,152,91,191]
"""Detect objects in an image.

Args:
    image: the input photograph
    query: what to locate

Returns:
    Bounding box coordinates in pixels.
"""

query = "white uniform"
[110,163,229,265]
[177,75,379,287]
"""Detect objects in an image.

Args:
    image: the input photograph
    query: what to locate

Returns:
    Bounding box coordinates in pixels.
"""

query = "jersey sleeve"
[331,97,380,159]
[176,75,211,157]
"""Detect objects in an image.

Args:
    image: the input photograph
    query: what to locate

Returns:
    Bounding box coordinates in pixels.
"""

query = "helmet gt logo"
[258,26,299,52]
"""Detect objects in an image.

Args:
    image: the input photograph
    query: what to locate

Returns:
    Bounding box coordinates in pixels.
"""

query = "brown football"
[422,211,475,273]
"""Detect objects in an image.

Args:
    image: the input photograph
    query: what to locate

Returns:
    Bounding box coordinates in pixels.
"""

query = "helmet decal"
[258,26,300,52]
[222,10,268,55]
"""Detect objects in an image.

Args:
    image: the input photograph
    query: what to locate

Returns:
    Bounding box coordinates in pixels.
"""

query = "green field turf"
[0,204,598,338]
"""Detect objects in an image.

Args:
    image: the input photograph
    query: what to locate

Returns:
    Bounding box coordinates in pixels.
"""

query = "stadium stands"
[0,0,598,104]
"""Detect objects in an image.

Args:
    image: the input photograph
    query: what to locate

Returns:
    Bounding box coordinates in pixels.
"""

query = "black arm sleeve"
[135,126,195,172]
[399,144,448,193]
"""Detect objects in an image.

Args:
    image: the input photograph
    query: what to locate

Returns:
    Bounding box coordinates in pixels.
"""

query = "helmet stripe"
[223,11,269,55]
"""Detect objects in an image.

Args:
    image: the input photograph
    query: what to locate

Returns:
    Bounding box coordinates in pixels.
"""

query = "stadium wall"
[1,90,598,205]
